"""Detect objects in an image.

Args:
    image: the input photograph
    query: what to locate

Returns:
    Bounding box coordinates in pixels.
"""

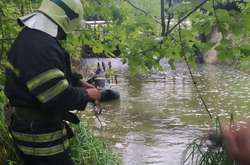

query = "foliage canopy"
[0,0,250,71]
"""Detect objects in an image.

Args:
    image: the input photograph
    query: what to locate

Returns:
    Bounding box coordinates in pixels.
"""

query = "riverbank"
[0,90,120,165]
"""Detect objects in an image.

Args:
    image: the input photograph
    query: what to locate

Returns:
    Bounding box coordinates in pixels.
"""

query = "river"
[79,58,250,165]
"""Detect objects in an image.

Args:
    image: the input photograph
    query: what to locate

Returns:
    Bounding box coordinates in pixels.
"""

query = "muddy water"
[80,58,250,165]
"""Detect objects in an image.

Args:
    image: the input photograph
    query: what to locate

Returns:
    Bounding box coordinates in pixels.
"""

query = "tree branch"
[138,0,210,55]
[125,0,161,25]
[166,0,173,33]
[164,0,209,38]
[161,0,166,36]
[178,23,213,119]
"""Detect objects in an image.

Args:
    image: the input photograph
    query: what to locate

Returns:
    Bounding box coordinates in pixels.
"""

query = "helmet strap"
[57,26,67,40]
[51,0,79,20]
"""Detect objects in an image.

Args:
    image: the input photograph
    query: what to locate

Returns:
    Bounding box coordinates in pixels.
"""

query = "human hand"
[86,88,101,101]
[222,119,250,165]
[80,80,96,89]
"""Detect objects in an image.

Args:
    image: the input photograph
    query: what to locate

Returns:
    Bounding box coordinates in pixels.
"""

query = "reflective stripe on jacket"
[4,27,89,157]
[5,27,90,113]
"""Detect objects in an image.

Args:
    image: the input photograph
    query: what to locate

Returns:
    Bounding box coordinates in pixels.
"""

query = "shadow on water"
[81,58,250,165]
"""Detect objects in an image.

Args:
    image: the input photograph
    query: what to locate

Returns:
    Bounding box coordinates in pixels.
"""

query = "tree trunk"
[161,0,166,36]
[166,0,172,33]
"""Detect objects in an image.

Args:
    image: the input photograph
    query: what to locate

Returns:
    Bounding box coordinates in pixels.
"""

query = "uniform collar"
[18,12,58,38]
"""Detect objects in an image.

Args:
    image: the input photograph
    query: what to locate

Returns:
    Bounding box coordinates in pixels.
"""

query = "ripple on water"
[83,60,250,165]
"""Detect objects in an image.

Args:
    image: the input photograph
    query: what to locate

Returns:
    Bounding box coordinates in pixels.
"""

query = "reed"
[182,137,233,165]
[182,118,234,165]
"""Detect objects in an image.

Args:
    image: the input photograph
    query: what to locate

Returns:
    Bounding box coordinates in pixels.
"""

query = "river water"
[80,58,250,165]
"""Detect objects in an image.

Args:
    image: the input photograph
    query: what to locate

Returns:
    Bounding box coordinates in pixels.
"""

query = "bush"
[0,91,23,164]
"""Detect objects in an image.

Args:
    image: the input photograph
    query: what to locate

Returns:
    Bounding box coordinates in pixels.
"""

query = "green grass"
[181,137,233,165]
[182,117,234,165]
[70,123,121,165]
[0,90,120,165]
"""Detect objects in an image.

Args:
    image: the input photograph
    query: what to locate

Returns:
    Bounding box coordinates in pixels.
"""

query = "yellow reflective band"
[12,128,67,143]
[3,61,20,76]
[17,139,69,156]
[27,69,65,91]
[37,79,69,103]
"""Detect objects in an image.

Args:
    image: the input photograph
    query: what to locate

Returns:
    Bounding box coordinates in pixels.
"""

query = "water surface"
[80,59,250,165]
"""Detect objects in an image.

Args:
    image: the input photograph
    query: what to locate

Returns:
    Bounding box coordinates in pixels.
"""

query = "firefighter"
[4,0,101,164]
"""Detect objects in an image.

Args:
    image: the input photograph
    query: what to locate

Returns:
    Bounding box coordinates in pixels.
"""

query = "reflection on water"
[81,58,250,165]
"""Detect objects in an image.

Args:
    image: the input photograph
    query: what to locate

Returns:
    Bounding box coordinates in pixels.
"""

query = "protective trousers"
[9,115,74,165]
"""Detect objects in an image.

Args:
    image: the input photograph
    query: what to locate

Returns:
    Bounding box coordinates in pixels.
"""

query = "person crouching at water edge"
[4,0,101,164]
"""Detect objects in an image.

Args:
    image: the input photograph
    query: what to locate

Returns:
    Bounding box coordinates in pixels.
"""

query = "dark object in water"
[102,61,106,71]
[114,75,118,84]
[87,75,105,88]
[87,75,120,102]
[96,62,101,74]
[100,89,120,102]
[207,130,222,148]
[95,78,105,88]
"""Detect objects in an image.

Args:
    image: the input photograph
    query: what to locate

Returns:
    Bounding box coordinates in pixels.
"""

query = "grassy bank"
[0,91,120,165]
[70,123,120,165]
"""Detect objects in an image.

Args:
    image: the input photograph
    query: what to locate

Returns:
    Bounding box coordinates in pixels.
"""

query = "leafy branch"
[133,0,210,58]
[164,0,210,38]
[124,0,161,24]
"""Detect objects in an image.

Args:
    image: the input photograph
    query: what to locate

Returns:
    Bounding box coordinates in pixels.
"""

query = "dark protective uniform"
[4,27,90,164]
